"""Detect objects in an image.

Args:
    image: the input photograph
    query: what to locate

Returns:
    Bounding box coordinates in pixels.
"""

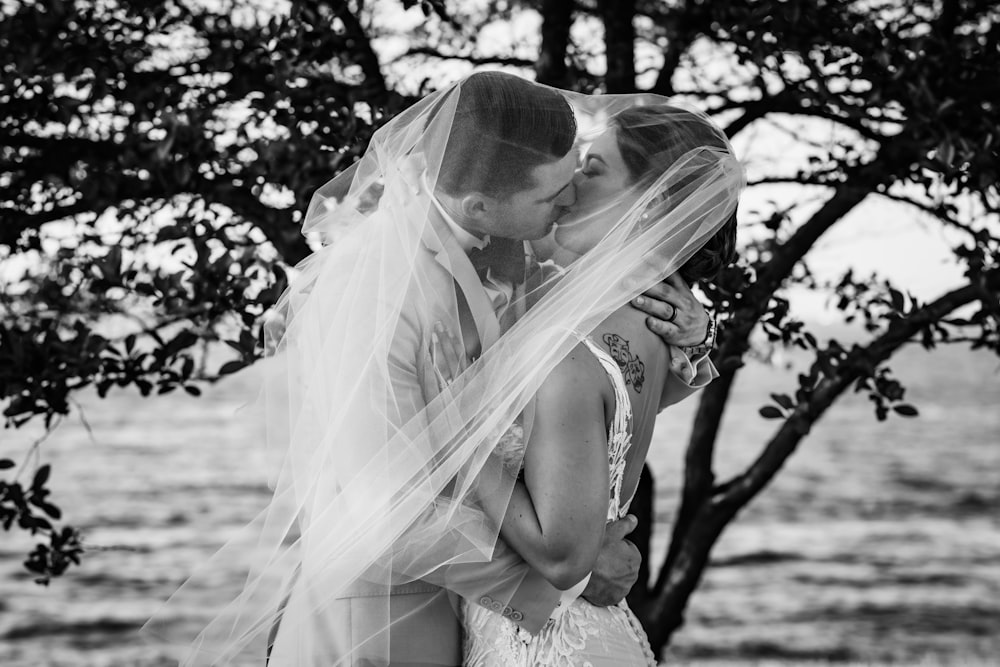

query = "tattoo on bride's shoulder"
[601,333,645,393]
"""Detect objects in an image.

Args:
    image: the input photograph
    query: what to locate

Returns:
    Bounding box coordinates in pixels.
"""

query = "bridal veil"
[144,72,744,665]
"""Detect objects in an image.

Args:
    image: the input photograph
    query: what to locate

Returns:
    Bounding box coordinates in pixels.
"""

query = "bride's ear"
[639,189,671,223]
[649,189,670,210]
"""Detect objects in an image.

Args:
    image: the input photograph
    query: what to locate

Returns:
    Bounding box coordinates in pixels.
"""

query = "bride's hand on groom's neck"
[631,274,710,348]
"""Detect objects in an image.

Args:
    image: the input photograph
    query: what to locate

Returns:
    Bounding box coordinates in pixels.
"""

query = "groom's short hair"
[437,72,576,198]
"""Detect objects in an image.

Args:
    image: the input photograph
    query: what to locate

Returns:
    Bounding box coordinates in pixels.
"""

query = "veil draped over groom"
[147,73,744,665]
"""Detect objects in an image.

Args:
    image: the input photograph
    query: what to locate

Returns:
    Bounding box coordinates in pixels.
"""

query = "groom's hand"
[581,515,641,607]
[631,274,709,347]
[429,321,469,392]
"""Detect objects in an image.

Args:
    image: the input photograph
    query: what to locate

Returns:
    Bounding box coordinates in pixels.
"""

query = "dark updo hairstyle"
[437,71,577,198]
[612,105,738,284]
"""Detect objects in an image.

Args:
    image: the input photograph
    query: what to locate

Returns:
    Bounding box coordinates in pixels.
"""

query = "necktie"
[468,237,527,285]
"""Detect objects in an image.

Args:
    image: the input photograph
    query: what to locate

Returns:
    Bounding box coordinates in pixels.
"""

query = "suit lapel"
[506,241,533,330]
[424,224,501,351]
[499,282,524,334]
[495,240,539,333]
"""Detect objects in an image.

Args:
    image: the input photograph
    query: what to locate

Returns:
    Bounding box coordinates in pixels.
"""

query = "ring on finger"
[666,303,678,323]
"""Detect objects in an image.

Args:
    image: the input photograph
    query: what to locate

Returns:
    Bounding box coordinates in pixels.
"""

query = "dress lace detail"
[463,338,656,667]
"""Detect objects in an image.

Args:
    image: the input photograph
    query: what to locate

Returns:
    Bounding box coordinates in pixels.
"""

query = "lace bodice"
[463,338,655,667]
[581,337,637,522]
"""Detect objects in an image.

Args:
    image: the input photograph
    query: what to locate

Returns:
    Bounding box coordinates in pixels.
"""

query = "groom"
[275,72,717,666]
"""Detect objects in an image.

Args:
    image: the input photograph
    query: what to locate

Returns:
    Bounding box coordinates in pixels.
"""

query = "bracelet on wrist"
[680,313,717,358]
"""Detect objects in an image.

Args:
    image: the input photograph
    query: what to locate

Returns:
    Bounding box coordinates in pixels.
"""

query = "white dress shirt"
[428,189,513,312]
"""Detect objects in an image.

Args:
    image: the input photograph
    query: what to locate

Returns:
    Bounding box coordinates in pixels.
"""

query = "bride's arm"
[482,347,611,590]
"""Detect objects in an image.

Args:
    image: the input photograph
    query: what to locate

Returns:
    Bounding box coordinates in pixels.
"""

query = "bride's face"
[553,127,638,255]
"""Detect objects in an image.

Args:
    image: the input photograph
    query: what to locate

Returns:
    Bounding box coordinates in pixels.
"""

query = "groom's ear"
[458,193,493,221]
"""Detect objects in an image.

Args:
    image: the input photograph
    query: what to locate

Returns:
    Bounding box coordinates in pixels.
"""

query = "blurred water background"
[1,331,998,666]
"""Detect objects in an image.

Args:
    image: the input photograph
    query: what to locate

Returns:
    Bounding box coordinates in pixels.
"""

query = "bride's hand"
[429,321,470,392]
[631,274,710,348]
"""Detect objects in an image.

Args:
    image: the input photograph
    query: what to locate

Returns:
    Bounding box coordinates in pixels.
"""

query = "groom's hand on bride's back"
[581,515,641,607]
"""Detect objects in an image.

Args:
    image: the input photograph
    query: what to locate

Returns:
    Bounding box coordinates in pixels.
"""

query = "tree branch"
[725,281,986,506]
[874,191,983,239]
[395,46,536,68]
[655,156,889,597]
[0,204,95,246]
[646,277,991,651]
[753,165,886,302]
[747,172,848,188]
[1,174,311,265]
[721,90,885,143]
[0,131,123,159]
[204,180,311,264]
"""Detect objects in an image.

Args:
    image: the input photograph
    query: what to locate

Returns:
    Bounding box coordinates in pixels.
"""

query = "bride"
[439,103,741,665]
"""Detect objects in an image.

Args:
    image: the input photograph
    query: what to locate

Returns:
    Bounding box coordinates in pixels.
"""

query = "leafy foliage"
[0,460,83,585]
[1,0,413,580]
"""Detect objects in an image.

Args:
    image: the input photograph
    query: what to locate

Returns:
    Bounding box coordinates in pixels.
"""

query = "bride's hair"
[613,105,738,283]
[437,71,577,198]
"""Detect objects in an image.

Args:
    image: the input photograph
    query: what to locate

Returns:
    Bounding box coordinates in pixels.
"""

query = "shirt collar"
[423,172,489,253]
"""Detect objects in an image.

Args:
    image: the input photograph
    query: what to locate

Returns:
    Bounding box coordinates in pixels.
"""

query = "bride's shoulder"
[564,339,609,372]
[600,306,662,342]
[541,341,610,395]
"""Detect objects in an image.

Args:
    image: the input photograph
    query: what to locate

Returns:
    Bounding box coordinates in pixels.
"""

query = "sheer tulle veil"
[142,72,744,665]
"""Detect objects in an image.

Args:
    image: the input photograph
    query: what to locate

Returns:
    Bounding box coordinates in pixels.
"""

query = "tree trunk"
[597,0,636,92]
[645,495,737,651]
[642,279,989,655]
[536,0,574,88]
[642,157,895,652]
[626,464,655,616]
[656,362,736,583]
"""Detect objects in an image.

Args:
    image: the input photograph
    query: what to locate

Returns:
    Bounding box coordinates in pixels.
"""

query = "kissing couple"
[152,71,744,666]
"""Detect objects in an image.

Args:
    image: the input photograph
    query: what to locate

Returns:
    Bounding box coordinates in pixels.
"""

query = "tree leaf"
[892,404,919,417]
[770,393,795,410]
[759,406,784,419]
[218,360,247,376]
[32,465,51,491]
[36,500,62,520]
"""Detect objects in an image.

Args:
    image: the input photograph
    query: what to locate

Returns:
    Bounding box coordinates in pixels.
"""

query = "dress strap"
[578,338,631,428]
[578,338,634,519]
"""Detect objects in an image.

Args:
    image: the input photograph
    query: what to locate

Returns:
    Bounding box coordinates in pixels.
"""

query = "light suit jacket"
[268,222,562,667]
[268,222,716,666]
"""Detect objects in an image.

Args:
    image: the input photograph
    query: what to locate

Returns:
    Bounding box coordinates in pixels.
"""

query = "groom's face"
[487,149,578,241]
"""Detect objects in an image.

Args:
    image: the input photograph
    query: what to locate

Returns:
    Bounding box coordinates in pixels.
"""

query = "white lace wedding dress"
[462,338,657,667]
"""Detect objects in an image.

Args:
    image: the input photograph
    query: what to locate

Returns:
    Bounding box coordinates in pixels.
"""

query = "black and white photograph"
[2,1,998,665]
